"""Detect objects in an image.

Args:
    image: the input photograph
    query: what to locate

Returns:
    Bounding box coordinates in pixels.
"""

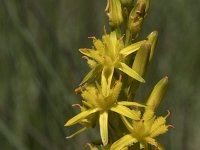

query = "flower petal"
[118,101,146,107]
[110,134,137,150]
[120,40,146,56]
[150,125,169,138]
[99,111,108,146]
[118,62,145,83]
[120,115,134,132]
[66,127,87,139]
[64,108,99,126]
[101,66,114,96]
[145,137,158,148]
[110,105,140,120]
[80,65,101,85]
[150,116,166,133]
[157,142,166,150]
[79,48,94,58]
[79,49,103,63]
[142,108,155,120]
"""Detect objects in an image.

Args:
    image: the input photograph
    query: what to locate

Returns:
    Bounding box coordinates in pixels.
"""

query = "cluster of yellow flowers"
[65,0,173,149]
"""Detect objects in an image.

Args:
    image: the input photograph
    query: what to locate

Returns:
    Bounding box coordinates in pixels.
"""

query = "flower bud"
[120,0,133,6]
[146,76,168,111]
[132,41,151,76]
[128,0,149,35]
[105,0,123,27]
[146,31,158,62]
[128,41,151,99]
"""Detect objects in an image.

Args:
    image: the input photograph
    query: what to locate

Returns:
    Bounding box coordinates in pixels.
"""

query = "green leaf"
[110,134,137,150]
[118,62,145,83]
[80,65,101,85]
[118,101,146,107]
[110,104,140,120]
[64,108,99,126]
[99,111,108,146]
[101,66,114,96]
[66,127,87,139]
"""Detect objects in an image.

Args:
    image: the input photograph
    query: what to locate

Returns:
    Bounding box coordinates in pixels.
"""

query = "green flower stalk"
[65,0,173,149]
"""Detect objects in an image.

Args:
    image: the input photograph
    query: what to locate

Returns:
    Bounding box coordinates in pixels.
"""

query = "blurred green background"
[0,0,199,149]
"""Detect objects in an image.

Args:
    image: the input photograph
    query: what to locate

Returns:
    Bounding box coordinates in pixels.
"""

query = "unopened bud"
[132,41,151,76]
[128,0,149,35]
[146,76,168,111]
[105,0,123,27]
[120,0,133,6]
[146,31,158,62]
[128,41,151,99]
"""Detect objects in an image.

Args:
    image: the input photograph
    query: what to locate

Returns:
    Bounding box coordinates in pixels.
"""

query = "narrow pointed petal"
[66,127,87,139]
[110,134,137,150]
[80,65,101,85]
[120,116,134,132]
[110,105,140,120]
[110,79,122,101]
[142,108,154,120]
[118,101,146,107]
[79,48,94,58]
[79,49,103,64]
[150,116,166,133]
[150,125,169,138]
[157,142,166,150]
[101,66,114,96]
[120,40,146,56]
[99,111,108,146]
[65,108,99,126]
[118,62,145,83]
[145,137,158,148]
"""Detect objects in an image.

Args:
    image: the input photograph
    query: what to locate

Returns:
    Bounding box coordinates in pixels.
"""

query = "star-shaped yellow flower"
[79,31,147,96]
[65,80,145,146]
[110,109,173,150]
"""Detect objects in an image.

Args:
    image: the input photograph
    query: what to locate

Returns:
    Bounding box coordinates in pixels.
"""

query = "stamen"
[75,86,82,94]
[165,110,171,118]
[168,125,175,128]
[88,36,96,40]
[119,34,125,41]
[103,25,107,34]
[85,143,92,148]
[82,56,89,60]
[72,104,81,107]
[83,48,89,51]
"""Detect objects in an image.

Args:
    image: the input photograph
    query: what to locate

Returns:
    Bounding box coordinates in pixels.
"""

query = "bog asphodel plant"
[65,0,173,149]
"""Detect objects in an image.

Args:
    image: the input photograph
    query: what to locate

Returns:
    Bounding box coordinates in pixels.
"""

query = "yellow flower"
[110,109,173,150]
[65,80,145,146]
[79,31,147,96]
